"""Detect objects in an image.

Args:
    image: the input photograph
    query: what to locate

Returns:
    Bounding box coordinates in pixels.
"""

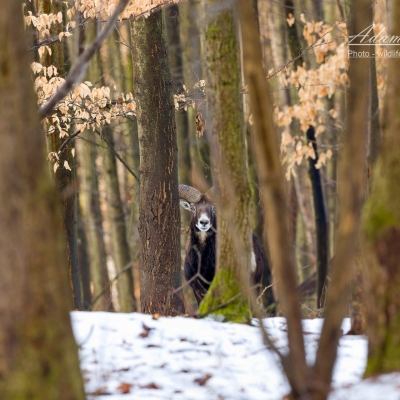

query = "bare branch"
[59,130,81,154]
[38,0,130,119]
[89,260,134,310]
[29,18,91,52]
[100,134,140,183]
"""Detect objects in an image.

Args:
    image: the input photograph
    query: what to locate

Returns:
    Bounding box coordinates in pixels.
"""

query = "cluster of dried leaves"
[274,18,348,178]
[25,0,181,172]
[276,18,387,179]
[173,80,206,111]
[74,0,179,20]
[31,61,136,132]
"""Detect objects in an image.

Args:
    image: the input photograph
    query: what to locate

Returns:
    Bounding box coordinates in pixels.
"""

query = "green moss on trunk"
[199,269,251,322]
[363,0,400,376]
[199,2,252,321]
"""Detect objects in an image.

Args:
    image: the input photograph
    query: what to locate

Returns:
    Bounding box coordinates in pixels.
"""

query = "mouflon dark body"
[179,185,274,306]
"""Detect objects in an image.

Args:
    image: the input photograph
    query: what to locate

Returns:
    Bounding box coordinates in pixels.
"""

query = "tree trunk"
[0,0,85,397]
[102,127,136,312]
[180,0,212,190]
[363,0,400,376]
[37,0,82,310]
[198,0,253,323]
[166,5,192,226]
[238,1,310,396]
[284,0,328,309]
[77,137,114,311]
[25,0,38,61]
[131,9,184,316]
[349,1,380,335]
[312,0,369,397]
[99,34,136,313]
[306,126,329,309]
[77,199,92,309]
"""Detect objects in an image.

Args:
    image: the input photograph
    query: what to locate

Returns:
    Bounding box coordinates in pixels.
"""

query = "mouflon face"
[180,195,216,234]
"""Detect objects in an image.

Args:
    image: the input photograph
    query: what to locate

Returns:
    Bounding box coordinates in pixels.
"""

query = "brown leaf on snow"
[139,323,152,338]
[114,367,130,372]
[139,382,160,389]
[91,386,110,396]
[117,382,133,394]
[194,374,212,386]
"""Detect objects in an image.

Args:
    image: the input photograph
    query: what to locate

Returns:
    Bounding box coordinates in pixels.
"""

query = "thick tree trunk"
[312,0,369,397]
[238,1,310,396]
[0,1,85,397]
[363,0,400,376]
[198,0,253,323]
[37,0,81,310]
[349,1,379,335]
[131,9,184,316]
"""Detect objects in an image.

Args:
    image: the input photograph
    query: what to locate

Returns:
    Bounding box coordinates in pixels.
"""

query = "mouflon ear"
[179,200,191,211]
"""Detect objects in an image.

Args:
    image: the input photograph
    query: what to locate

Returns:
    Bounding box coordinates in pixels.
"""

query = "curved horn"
[179,184,202,203]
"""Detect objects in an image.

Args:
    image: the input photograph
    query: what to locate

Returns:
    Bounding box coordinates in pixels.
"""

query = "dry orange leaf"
[117,382,133,394]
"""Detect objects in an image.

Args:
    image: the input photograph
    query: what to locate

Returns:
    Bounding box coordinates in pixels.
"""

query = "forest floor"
[71,311,400,400]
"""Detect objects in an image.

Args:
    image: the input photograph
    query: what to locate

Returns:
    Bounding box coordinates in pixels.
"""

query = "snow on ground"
[71,312,400,400]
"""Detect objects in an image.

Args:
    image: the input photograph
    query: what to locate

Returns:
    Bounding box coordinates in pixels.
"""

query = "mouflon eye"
[190,204,196,213]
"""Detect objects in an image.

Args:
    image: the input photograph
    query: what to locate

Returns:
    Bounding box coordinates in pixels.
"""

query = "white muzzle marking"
[196,212,211,232]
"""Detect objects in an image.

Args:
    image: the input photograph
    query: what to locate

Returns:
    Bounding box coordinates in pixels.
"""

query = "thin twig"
[89,261,133,310]
[162,244,212,316]
[100,134,140,182]
[59,129,81,153]
[266,19,346,82]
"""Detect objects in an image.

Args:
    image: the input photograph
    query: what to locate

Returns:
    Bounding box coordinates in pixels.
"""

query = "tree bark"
[77,199,92,309]
[238,1,310,396]
[312,0,369,397]
[99,34,136,313]
[349,0,379,335]
[166,4,192,227]
[131,9,184,316]
[306,126,329,309]
[0,0,85,397]
[363,0,400,376]
[37,0,82,310]
[180,0,212,190]
[197,0,253,323]
[102,127,136,312]
[77,136,114,311]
